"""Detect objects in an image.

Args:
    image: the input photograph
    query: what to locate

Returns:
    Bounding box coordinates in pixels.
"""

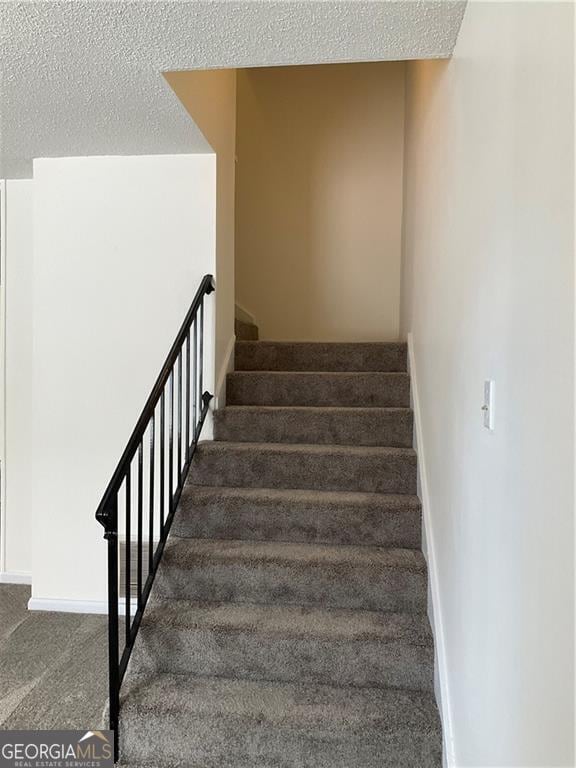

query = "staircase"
[119,341,442,767]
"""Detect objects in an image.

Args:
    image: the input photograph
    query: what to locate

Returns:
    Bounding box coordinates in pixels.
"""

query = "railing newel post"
[99,495,120,763]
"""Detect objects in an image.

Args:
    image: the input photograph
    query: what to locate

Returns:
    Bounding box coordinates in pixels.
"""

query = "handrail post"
[99,496,120,762]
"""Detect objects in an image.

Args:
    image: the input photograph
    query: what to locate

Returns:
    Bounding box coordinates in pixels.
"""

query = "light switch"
[482,380,495,431]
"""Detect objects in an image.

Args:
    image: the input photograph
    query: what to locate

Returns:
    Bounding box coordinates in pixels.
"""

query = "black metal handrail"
[96,274,215,761]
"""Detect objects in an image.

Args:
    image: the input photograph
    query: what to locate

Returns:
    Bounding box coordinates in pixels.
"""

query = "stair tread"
[142,599,433,645]
[174,486,422,549]
[163,537,426,571]
[229,370,409,378]
[214,405,414,447]
[193,440,416,457]
[218,404,412,412]
[189,441,417,495]
[221,402,413,409]
[235,341,408,373]
[181,484,421,508]
[227,371,410,407]
[237,341,406,347]
[122,671,439,729]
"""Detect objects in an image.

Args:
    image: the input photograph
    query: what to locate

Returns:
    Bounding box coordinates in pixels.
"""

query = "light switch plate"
[483,380,495,431]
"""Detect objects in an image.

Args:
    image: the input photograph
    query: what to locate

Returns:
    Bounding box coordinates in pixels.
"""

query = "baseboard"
[0,570,32,585]
[215,333,236,409]
[407,332,456,768]
[28,596,136,615]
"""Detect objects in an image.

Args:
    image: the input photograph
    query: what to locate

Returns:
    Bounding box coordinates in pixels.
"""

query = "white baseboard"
[28,596,136,615]
[407,332,456,768]
[0,571,32,585]
[215,333,236,408]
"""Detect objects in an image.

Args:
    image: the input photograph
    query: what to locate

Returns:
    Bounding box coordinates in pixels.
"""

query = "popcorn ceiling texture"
[0,1,466,178]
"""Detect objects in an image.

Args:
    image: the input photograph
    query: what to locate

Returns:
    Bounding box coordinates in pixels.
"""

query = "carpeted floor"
[0,584,107,730]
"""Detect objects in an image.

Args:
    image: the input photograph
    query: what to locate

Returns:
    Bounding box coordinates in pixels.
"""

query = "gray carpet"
[0,585,107,730]
[235,318,259,341]
[214,405,413,446]
[119,340,442,767]
[226,371,410,407]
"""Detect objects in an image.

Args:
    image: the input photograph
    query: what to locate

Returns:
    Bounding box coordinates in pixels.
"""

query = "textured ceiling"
[0,1,467,178]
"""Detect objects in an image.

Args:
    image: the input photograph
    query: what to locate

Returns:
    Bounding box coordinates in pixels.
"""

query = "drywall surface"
[0,1,466,178]
[165,70,237,394]
[3,180,33,577]
[236,63,405,341]
[31,155,216,605]
[401,2,574,765]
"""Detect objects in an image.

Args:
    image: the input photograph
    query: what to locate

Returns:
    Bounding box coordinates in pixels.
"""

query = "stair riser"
[235,342,407,372]
[227,372,410,407]
[214,408,413,447]
[235,319,259,341]
[173,493,421,548]
[190,447,417,494]
[131,627,434,691]
[120,715,440,768]
[154,559,427,613]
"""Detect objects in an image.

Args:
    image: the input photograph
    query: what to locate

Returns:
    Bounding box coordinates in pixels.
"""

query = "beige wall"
[235,63,405,341]
[401,2,574,765]
[165,70,237,394]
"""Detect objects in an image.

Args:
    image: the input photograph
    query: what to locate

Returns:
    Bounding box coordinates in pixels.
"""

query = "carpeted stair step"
[188,441,417,494]
[130,599,434,691]
[119,673,442,768]
[226,371,410,407]
[235,318,259,341]
[235,341,407,372]
[214,405,413,447]
[173,486,422,548]
[154,538,427,613]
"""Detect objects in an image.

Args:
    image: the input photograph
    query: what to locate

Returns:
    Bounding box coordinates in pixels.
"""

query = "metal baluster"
[104,495,119,762]
[192,318,198,439]
[185,332,191,463]
[177,351,182,479]
[137,441,143,607]
[169,370,174,515]
[125,470,131,642]
[149,413,155,574]
[160,391,165,536]
[199,298,204,427]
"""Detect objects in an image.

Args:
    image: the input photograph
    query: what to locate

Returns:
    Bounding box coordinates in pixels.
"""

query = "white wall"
[401,3,574,766]
[31,154,216,607]
[235,63,405,342]
[2,179,33,579]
